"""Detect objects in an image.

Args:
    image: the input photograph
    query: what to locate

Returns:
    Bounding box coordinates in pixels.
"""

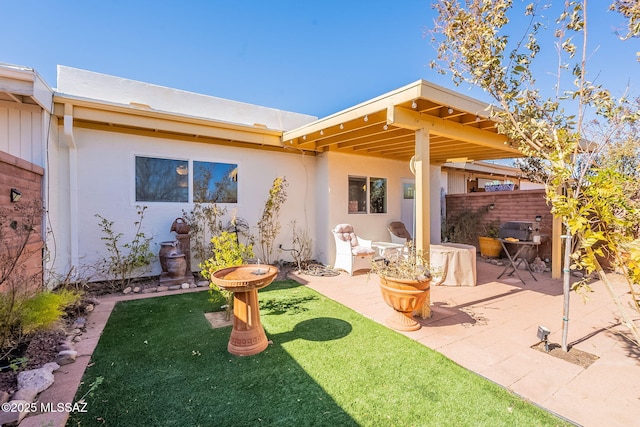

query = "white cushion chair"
[332,224,375,275]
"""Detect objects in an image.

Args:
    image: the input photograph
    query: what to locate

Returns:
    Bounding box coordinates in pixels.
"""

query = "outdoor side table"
[497,239,540,285]
[371,241,405,258]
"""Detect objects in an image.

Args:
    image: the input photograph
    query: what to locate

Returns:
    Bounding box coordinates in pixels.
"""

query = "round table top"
[210,264,279,292]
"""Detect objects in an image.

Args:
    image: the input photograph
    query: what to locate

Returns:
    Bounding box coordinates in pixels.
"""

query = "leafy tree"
[431,0,640,349]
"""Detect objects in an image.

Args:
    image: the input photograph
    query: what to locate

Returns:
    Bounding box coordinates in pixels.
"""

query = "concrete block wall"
[0,150,44,292]
[445,189,553,261]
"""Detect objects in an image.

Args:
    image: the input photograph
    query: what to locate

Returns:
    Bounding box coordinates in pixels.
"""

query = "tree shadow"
[271,317,352,344]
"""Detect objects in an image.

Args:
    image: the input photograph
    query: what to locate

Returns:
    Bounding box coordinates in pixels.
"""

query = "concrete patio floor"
[20,259,640,427]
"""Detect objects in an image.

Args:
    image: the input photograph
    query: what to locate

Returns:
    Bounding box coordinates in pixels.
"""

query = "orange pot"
[378,277,431,331]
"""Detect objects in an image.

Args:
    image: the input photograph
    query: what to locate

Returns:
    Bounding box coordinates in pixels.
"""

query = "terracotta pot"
[159,241,180,272]
[378,276,431,331]
[478,236,502,258]
[171,218,190,235]
[166,254,187,278]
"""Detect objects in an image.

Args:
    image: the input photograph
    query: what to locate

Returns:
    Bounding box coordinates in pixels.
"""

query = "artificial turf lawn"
[68,280,571,426]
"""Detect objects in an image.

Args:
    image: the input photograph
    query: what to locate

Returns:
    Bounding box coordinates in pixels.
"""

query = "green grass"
[68,280,571,426]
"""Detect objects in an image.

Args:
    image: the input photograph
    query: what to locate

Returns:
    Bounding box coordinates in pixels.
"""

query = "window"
[348,176,387,214]
[403,182,415,199]
[193,161,238,203]
[370,177,387,213]
[135,156,188,202]
[348,176,367,213]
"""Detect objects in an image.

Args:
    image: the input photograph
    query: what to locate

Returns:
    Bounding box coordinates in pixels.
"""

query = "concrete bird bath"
[209,264,279,356]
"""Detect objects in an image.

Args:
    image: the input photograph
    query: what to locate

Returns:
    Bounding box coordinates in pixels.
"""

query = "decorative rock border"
[0,302,97,425]
[2,281,212,426]
[122,280,209,295]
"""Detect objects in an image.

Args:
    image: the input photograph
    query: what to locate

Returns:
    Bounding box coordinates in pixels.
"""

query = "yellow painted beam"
[387,106,520,155]
[69,105,282,146]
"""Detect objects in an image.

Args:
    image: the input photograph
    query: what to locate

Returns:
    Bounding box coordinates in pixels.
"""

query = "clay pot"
[378,277,431,331]
[171,218,190,235]
[159,241,180,272]
[166,254,187,278]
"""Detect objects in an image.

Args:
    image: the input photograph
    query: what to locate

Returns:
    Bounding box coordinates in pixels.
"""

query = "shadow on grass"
[69,279,571,427]
[272,317,352,344]
[68,282,360,426]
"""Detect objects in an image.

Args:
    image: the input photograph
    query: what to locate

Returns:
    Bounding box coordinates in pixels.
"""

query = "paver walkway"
[20,261,640,427]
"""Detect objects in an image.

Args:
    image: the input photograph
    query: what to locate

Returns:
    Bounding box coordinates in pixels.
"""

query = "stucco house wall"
[49,67,318,280]
[2,63,538,285]
[58,127,316,277]
[316,151,412,267]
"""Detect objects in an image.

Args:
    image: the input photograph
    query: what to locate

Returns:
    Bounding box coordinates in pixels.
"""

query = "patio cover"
[281,80,564,275]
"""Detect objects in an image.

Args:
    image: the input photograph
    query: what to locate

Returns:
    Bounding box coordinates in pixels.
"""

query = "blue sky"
[1,1,637,118]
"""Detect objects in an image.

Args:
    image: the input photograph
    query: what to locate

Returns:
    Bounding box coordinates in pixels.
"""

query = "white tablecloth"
[430,243,477,286]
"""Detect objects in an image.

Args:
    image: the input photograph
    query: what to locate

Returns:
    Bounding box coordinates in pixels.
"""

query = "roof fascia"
[53,94,283,147]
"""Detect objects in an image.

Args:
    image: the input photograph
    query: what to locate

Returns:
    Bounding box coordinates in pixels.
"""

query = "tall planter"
[378,277,431,331]
[478,236,502,258]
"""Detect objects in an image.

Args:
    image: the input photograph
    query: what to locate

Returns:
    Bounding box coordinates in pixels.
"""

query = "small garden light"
[10,188,21,203]
[537,325,550,352]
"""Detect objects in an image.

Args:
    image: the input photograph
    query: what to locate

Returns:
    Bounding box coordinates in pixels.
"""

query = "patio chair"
[332,224,375,275]
[387,221,412,245]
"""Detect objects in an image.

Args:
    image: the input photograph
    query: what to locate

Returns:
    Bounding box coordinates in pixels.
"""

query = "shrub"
[20,289,81,334]
[257,177,288,264]
[95,206,155,290]
[1,288,82,357]
[200,231,255,320]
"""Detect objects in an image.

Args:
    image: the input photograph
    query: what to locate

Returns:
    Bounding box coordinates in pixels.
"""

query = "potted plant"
[478,221,502,258]
[370,246,433,331]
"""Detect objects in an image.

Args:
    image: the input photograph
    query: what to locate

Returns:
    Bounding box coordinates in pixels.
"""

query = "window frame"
[347,175,388,214]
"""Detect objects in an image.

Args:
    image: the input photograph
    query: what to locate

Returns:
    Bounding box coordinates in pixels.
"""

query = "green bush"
[1,288,82,354]
[200,231,255,319]
[20,289,81,334]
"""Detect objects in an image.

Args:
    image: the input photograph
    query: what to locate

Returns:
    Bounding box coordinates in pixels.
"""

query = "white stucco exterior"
[2,63,529,285]
[48,67,320,279]
[54,127,316,276]
[314,152,442,266]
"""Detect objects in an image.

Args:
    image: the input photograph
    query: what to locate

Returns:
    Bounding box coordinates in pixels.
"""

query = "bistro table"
[371,241,405,257]
[497,239,540,285]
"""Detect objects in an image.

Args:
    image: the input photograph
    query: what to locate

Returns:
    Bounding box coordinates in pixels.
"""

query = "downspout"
[63,103,79,270]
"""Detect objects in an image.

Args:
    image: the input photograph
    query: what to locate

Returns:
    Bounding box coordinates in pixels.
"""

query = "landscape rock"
[72,317,87,330]
[56,350,78,365]
[0,399,28,424]
[0,390,9,404]
[157,286,169,292]
[73,335,82,343]
[85,303,95,313]
[16,362,59,394]
[123,286,132,294]
[197,281,209,287]
[168,285,181,291]
[181,283,190,289]
[11,385,39,402]
[56,340,74,352]
[133,286,141,293]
